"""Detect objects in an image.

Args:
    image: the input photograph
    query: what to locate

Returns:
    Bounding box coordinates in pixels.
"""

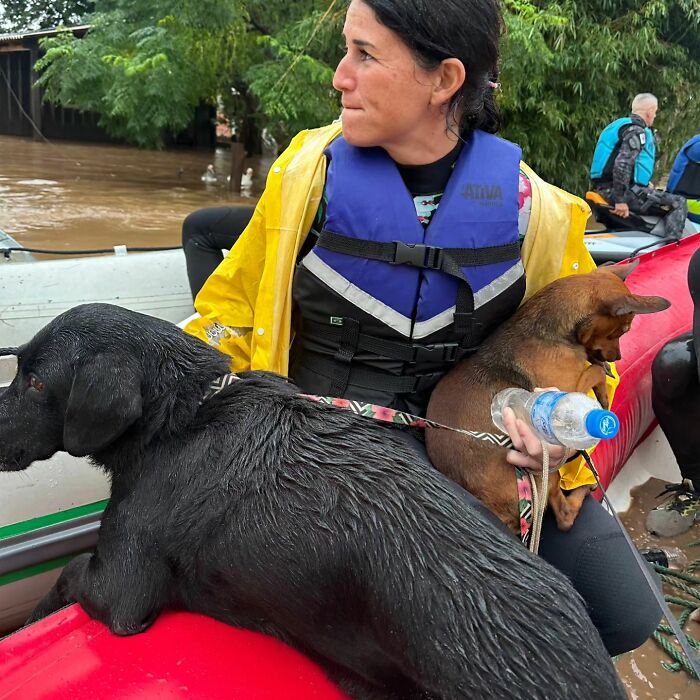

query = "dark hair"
[357,0,502,138]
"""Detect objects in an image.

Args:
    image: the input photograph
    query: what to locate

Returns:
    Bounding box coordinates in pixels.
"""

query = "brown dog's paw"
[593,382,609,410]
[552,501,577,531]
[550,485,594,531]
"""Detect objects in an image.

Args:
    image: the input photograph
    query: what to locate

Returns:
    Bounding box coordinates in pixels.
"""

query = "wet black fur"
[0,304,625,699]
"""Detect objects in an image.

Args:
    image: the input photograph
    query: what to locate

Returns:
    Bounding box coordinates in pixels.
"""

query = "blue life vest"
[307,131,522,340]
[590,117,656,186]
[293,131,523,407]
[668,134,700,198]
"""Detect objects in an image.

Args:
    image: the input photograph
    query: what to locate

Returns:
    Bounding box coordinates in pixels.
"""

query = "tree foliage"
[0,1,94,32]
[35,1,244,147]
[31,0,700,194]
[33,0,343,148]
[499,0,700,192]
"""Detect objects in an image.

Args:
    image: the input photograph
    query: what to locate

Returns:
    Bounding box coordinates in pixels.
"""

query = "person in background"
[590,93,688,237]
[667,133,700,224]
[181,206,254,299]
[648,244,700,536]
[186,0,661,655]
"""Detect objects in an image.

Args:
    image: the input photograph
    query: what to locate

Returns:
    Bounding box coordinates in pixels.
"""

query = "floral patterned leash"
[203,374,536,545]
[296,395,546,548]
[300,394,514,448]
[203,373,512,446]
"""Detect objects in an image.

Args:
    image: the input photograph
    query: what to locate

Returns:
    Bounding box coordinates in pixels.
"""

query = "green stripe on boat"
[0,555,76,586]
[0,500,108,541]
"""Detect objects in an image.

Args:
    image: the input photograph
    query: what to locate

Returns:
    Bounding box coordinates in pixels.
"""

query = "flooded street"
[615,478,700,699]
[0,135,269,251]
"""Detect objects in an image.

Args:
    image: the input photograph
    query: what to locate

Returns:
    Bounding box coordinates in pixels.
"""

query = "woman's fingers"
[516,418,544,456]
[501,407,523,449]
[503,413,567,471]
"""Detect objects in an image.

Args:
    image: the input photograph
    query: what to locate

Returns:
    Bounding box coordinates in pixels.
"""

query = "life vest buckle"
[392,241,443,270]
[412,342,460,363]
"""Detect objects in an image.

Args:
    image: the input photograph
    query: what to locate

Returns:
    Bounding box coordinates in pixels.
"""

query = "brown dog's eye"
[28,374,45,392]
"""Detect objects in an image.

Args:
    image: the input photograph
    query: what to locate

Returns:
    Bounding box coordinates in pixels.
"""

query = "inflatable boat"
[1,236,699,697]
[0,231,193,347]
[583,192,700,264]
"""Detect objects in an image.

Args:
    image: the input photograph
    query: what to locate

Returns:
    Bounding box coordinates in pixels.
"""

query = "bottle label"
[530,391,567,442]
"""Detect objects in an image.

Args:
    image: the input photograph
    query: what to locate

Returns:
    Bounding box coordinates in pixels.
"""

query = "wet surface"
[2,135,698,697]
[616,478,699,699]
[0,135,269,252]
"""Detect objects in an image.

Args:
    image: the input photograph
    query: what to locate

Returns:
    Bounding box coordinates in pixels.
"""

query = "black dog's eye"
[28,374,45,392]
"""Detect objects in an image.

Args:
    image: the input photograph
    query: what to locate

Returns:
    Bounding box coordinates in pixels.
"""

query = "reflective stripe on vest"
[590,117,656,186]
[302,131,522,340]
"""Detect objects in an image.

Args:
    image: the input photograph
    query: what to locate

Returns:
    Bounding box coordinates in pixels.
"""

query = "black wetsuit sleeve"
[612,126,645,204]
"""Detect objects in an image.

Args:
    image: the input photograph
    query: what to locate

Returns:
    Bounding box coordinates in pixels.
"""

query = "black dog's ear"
[63,354,143,456]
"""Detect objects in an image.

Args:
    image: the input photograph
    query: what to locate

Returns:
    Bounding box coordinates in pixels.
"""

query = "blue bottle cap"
[585,409,620,439]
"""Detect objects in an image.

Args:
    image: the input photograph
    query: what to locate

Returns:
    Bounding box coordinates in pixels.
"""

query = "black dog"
[0,304,625,700]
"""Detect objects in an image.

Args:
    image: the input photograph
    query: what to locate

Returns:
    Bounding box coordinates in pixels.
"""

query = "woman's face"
[333,0,447,160]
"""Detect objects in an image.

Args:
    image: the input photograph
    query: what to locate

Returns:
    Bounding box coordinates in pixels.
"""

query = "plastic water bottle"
[490,389,620,450]
[639,546,688,570]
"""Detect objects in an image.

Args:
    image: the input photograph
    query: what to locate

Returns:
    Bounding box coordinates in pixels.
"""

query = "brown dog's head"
[574,261,670,362]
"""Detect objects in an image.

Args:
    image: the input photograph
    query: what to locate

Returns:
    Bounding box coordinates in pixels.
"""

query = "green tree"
[500,0,700,192]
[35,1,245,147]
[0,1,94,32]
[34,0,344,150]
[241,0,344,146]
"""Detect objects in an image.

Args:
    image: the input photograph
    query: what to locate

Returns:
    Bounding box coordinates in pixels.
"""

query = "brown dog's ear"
[606,260,640,281]
[63,354,142,457]
[606,294,671,317]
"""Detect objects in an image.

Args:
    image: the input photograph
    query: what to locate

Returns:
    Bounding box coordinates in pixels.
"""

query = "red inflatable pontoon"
[0,605,349,699]
[592,234,700,490]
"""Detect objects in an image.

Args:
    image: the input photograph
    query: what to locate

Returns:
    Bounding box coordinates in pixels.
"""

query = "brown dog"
[426,262,670,534]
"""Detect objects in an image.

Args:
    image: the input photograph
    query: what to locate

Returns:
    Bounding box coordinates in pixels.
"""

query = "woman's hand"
[501,387,570,472]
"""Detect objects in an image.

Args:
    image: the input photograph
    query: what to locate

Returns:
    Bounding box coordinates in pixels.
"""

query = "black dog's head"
[0,303,230,470]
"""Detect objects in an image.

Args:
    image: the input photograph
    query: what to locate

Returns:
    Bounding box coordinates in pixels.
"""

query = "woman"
[186,0,660,655]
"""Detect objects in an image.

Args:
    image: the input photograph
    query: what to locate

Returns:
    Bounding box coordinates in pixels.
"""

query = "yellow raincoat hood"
[186,122,616,489]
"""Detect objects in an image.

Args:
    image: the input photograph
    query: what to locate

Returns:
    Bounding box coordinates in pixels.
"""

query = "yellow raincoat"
[186,122,617,489]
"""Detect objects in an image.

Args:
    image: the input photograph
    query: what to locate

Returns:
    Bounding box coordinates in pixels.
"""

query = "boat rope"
[650,555,700,678]
[631,236,679,258]
[1,245,183,259]
[578,450,700,679]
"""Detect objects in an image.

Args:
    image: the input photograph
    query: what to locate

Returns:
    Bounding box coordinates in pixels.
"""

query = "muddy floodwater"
[0,134,270,251]
[2,134,699,698]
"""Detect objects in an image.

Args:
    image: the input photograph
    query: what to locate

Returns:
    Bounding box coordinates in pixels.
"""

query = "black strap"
[317,230,520,274]
[328,317,360,396]
[304,319,474,363]
[310,356,442,394]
